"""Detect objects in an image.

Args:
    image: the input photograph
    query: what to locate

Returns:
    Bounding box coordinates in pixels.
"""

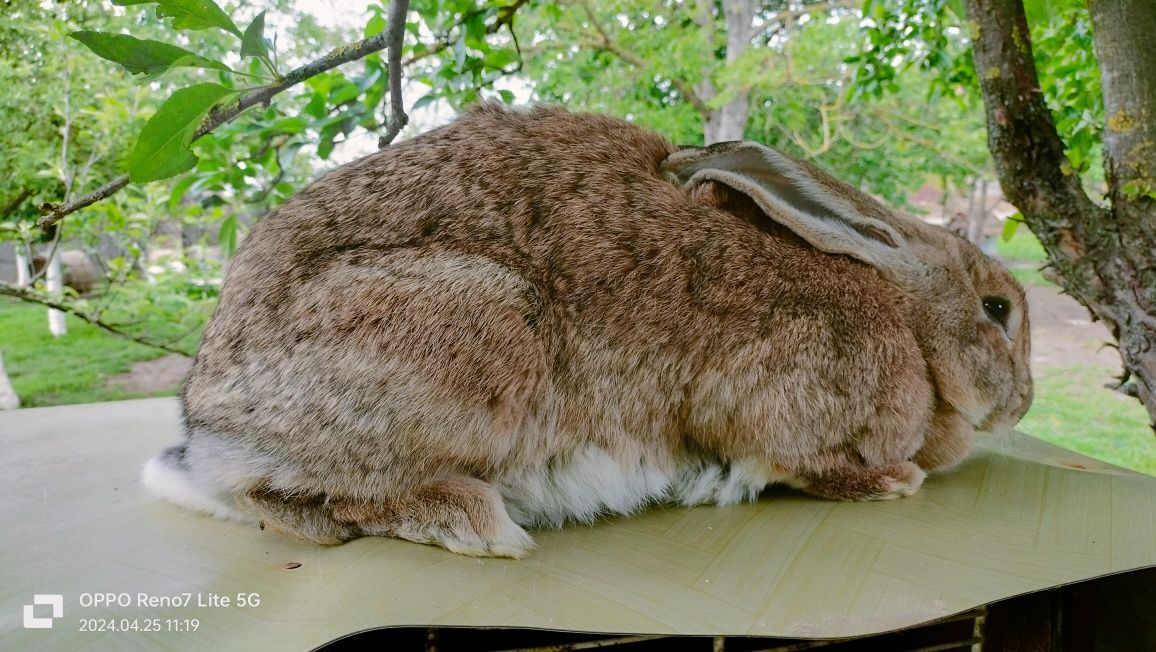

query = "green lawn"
[994,226,1048,261]
[0,297,180,407]
[996,227,1053,286]
[1020,366,1156,475]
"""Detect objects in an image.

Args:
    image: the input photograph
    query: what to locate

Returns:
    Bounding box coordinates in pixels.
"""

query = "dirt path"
[106,353,192,394]
[1025,284,1122,375]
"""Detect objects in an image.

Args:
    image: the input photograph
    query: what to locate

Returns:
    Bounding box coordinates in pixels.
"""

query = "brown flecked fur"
[153,104,1032,557]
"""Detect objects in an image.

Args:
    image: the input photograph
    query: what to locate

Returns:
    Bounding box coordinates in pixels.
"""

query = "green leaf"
[113,0,242,37]
[364,13,386,38]
[273,116,308,134]
[453,36,467,72]
[70,31,229,76]
[164,53,233,77]
[218,214,238,258]
[329,82,361,105]
[411,93,437,110]
[1001,215,1023,241]
[498,89,515,104]
[167,175,199,211]
[464,13,486,49]
[483,48,518,70]
[127,83,236,183]
[240,11,268,59]
[316,137,335,160]
[304,91,327,119]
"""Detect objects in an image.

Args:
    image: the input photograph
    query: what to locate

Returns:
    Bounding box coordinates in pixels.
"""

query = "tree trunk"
[967,179,989,246]
[698,0,757,144]
[14,248,30,288]
[46,248,67,337]
[1088,0,1156,416]
[0,353,19,410]
[966,0,1156,431]
[704,96,750,144]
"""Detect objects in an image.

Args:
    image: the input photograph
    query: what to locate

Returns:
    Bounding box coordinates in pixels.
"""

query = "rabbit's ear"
[663,142,913,275]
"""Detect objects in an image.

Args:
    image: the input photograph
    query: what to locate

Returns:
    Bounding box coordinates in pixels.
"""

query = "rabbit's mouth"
[972,407,996,433]
[972,382,1034,437]
[972,410,1018,438]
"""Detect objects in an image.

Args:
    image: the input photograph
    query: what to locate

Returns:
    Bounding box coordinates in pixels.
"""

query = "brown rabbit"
[143,104,1033,558]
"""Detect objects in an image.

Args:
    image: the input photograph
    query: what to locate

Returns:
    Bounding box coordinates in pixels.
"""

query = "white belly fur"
[498,445,774,527]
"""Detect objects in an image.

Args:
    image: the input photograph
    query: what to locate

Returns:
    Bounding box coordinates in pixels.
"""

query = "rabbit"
[142,103,1033,558]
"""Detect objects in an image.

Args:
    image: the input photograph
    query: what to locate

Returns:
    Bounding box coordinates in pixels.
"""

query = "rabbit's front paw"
[336,477,536,558]
[431,509,536,559]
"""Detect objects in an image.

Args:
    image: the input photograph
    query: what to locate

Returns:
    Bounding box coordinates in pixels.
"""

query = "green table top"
[2,398,1154,650]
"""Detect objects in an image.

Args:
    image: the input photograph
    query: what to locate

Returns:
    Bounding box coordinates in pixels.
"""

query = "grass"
[0,297,180,407]
[996,228,1055,288]
[994,225,1048,262]
[1022,366,1156,476]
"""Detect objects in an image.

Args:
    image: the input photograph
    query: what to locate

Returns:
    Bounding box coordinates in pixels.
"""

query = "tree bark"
[1088,0,1156,391]
[14,248,30,288]
[0,353,18,410]
[966,0,1156,431]
[697,0,757,143]
[46,248,67,337]
[967,178,988,246]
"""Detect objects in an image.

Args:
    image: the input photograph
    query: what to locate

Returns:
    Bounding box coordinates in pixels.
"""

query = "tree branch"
[577,1,711,117]
[964,0,1109,295]
[378,0,411,148]
[37,176,129,229]
[0,283,192,356]
[874,109,987,177]
[39,28,404,230]
[37,1,535,230]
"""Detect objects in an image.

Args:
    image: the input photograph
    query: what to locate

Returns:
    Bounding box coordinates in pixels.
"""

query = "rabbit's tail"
[142,444,245,522]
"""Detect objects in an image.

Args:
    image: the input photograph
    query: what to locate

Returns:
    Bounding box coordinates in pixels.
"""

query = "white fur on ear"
[142,454,245,522]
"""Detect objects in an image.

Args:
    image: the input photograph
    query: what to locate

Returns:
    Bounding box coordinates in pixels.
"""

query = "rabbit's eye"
[982,296,1011,328]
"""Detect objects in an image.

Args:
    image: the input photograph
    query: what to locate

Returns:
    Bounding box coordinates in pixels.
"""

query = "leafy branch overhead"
[68,0,280,186]
[43,0,526,231]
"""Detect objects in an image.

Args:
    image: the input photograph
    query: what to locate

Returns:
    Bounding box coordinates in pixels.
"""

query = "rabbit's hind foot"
[330,477,535,558]
[238,484,361,545]
[802,461,926,502]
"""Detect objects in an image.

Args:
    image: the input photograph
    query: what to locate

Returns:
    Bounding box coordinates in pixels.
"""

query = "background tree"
[0,1,155,335]
[520,0,989,206]
[0,0,533,397]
